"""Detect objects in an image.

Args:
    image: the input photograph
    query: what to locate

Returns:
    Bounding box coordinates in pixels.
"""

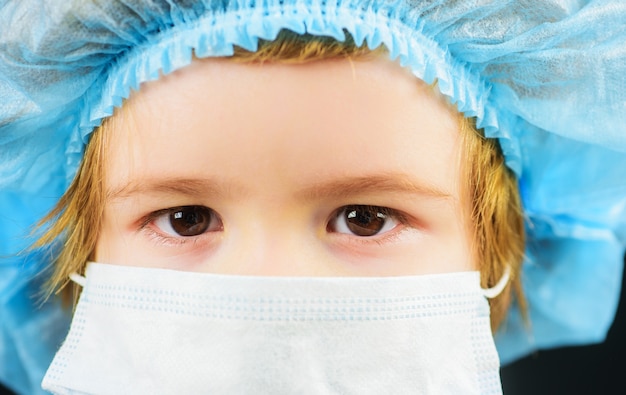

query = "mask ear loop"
[481,266,511,299]
[69,273,87,287]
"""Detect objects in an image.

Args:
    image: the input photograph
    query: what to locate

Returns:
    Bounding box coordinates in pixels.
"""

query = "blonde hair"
[36,30,525,329]
[460,118,526,328]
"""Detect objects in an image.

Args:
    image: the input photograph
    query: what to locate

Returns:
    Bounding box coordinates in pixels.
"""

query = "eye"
[327,205,401,237]
[152,206,222,237]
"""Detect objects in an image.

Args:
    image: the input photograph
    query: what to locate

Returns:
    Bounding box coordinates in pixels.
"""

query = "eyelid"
[342,226,412,247]
[138,208,171,230]
[137,205,222,247]
[142,226,197,247]
[370,206,409,224]
[334,205,411,224]
[327,205,411,236]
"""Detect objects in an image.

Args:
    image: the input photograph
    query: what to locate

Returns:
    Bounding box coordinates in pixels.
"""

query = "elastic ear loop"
[69,273,87,287]
[481,266,511,299]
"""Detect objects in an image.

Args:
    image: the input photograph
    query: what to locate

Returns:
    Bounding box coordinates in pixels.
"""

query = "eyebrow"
[107,177,233,201]
[107,173,452,202]
[295,173,453,201]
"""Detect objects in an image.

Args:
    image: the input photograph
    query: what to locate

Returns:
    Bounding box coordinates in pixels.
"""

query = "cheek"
[401,222,474,274]
[94,210,125,264]
[94,208,146,266]
[325,209,475,276]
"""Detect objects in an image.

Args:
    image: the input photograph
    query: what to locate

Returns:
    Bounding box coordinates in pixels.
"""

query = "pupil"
[345,206,386,237]
[170,206,211,236]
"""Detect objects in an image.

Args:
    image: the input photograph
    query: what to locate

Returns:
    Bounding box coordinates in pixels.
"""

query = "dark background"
[1,255,625,395]
[500,253,626,394]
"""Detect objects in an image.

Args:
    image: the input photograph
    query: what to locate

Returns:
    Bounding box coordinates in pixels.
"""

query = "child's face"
[95,55,474,276]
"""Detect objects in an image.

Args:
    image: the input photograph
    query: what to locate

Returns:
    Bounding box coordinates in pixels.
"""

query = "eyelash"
[143,227,195,247]
[138,205,412,247]
[138,208,217,247]
[328,206,411,246]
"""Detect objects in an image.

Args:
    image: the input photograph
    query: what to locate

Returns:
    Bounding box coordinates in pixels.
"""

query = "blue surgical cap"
[1,1,626,393]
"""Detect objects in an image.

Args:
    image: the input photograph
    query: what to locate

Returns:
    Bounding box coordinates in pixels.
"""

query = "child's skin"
[95,55,475,277]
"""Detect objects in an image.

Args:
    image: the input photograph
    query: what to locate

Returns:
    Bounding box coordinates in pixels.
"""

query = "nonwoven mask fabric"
[42,263,507,394]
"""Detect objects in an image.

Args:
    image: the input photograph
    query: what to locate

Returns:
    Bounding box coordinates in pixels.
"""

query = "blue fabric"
[0,191,70,395]
[1,0,625,392]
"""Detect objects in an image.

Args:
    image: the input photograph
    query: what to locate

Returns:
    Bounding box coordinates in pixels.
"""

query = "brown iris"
[169,206,214,236]
[341,205,389,237]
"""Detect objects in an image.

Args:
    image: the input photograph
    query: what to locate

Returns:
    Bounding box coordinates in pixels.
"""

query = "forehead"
[104,55,464,199]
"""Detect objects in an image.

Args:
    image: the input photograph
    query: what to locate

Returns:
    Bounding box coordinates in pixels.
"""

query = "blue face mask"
[43,262,509,394]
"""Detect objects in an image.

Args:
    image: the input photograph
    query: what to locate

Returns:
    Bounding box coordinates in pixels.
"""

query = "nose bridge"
[216,211,324,277]
[256,227,312,276]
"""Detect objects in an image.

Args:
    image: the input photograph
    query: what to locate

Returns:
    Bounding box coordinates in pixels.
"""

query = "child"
[1,1,625,394]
